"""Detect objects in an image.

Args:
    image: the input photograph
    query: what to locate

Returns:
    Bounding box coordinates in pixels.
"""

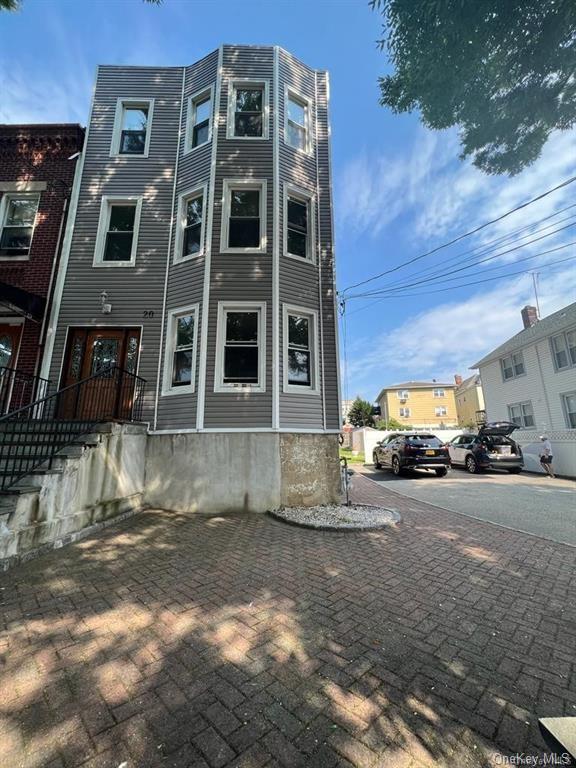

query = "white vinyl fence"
[359,428,463,464]
[514,430,576,478]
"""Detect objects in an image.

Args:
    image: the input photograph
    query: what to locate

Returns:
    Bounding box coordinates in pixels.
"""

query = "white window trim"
[282,303,320,395]
[284,85,313,155]
[550,328,576,372]
[399,407,411,418]
[110,98,154,158]
[214,301,266,394]
[283,183,316,264]
[396,390,410,399]
[561,391,576,428]
[93,195,143,268]
[0,192,40,262]
[220,178,267,255]
[184,85,214,154]
[500,351,526,381]
[433,389,445,397]
[435,406,448,417]
[173,183,207,264]
[226,79,270,140]
[162,303,199,396]
[507,400,535,428]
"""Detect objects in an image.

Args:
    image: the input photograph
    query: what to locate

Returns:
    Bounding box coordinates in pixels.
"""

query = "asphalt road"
[359,465,576,547]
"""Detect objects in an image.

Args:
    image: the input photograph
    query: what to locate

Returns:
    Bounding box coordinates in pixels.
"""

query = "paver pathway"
[1,476,575,767]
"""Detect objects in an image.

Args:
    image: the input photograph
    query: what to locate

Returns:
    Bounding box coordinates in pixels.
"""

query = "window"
[283,305,319,393]
[186,87,213,151]
[501,351,525,381]
[94,196,142,267]
[396,390,409,399]
[435,406,447,417]
[0,194,39,258]
[284,185,314,262]
[508,401,535,428]
[551,330,576,371]
[215,302,266,392]
[433,388,445,397]
[221,180,267,253]
[399,407,410,418]
[227,81,268,139]
[562,392,576,428]
[163,305,199,395]
[285,89,311,153]
[174,186,206,262]
[111,99,153,157]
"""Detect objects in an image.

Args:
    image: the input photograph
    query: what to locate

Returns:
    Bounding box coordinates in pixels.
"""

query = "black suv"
[373,433,451,477]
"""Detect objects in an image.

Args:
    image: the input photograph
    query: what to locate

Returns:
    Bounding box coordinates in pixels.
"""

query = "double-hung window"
[163,305,198,395]
[500,351,525,380]
[397,390,409,399]
[435,406,447,417]
[186,87,213,151]
[285,89,311,153]
[94,196,142,267]
[284,185,314,262]
[216,302,266,392]
[433,388,445,398]
[283,306,318,393]
[175,186,205,262]
[551,330,576,371]
[562,392,576,428]
[399,407,410,418]
[228,81,268,139]
[0,194,39,258]
[508,401,535,428]
[221,180,267,253]
[111,99,153,157]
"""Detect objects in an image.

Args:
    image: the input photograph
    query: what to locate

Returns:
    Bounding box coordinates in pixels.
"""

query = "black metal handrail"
[0,367,53,415]
[0,365,146,491]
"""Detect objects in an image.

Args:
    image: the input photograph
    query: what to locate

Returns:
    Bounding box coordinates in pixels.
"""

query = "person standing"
[539,436,555,478]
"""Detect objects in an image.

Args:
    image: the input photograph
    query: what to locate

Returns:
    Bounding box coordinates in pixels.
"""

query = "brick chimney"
[521,305,539,329]
[454,374,463,386]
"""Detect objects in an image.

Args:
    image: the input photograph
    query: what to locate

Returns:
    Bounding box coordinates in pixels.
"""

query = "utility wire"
[344,253,576,310]
[341,174,576,295]
[348,226,576,298]
[376,207,576,293]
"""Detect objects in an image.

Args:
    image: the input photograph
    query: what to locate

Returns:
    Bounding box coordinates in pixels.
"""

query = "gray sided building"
[42,45,341,512]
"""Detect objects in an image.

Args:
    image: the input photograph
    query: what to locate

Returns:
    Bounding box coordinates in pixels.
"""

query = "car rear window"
[406,435,443,447]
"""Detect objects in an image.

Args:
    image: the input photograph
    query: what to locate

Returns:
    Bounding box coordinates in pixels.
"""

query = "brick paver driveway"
[1,475,575,768]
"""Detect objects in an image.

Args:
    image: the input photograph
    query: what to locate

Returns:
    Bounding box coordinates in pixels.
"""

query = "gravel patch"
[269,503,401,530]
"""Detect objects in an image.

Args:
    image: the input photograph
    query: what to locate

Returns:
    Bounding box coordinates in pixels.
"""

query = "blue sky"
[2,0,575,402]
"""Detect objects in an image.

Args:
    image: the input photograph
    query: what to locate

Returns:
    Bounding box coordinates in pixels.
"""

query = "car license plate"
[425,450,435,456]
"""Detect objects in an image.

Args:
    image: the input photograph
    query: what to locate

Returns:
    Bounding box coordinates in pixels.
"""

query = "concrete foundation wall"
[0,423,147,567]
[145,432,340,513]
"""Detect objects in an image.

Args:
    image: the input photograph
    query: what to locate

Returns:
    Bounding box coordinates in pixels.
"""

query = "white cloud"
[344,264,576,400]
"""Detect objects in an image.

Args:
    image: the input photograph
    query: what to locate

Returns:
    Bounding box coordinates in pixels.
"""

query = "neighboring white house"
[471,303,576,477]
[472,303,576,431]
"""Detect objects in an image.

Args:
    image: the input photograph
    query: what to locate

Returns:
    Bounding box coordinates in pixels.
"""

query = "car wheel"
[507,467,522,474]
[392,456,402,476]
[373,454,382,469]
[465,455,478,474]
[435,467,448,477]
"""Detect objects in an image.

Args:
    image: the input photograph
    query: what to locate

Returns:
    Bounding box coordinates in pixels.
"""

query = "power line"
[344,253,576,310]
[341,174,576,295]
[348,228,576,299]
[375,207,576,293]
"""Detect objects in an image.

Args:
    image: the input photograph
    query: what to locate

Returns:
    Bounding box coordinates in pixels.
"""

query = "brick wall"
[0,124,84,380]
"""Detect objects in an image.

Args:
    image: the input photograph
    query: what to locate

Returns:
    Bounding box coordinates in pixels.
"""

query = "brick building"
[0,124,84,410]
